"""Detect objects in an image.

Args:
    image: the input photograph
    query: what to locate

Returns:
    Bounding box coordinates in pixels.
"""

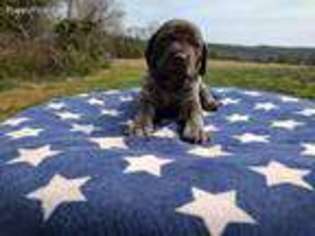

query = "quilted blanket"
[0,87,315,236]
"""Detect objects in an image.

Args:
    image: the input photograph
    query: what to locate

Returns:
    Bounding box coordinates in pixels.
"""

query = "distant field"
[1,59,315,121]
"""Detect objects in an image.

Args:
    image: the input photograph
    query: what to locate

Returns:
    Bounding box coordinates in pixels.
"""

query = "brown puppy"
[127,19,221,144]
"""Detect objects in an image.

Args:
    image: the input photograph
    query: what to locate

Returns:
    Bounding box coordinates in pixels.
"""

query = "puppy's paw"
[181,122,210,144]
[126,119,154,137]
[202,100,222,112]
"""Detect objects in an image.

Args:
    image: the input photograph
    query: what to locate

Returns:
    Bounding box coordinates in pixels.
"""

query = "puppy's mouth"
[161,62,195,88]
[170,66,187,78]
[170,53,188,70]
[163,72,194,91]
[166,60,189,77]
[155,54,196,90]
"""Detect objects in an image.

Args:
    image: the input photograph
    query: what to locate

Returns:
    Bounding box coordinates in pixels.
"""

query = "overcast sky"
[119,0,315,47]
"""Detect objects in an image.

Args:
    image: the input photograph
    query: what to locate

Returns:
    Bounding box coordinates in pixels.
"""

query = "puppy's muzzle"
[171,52,189,72]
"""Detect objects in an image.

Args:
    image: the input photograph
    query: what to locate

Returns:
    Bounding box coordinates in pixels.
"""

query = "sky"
[118,0,315,47]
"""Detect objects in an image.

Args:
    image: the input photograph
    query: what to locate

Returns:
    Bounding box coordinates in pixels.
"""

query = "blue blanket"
[0,87,315,236]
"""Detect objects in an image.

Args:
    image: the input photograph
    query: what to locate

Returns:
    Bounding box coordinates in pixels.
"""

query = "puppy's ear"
[199,44,208,76]
[145,31,159,70]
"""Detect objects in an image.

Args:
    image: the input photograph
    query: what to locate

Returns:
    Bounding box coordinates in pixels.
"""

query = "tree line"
[0,0,146,79]
[0,1,314,79]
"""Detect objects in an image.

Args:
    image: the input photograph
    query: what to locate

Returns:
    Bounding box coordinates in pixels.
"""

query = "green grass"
[206,65,315,98]
[0,59,315,121]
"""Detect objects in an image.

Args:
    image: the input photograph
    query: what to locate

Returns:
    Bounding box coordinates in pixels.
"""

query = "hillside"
[208,44,315,65]
[113,36,315,65]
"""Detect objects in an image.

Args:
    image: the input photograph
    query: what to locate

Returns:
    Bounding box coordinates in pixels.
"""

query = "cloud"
[119,0,315,47]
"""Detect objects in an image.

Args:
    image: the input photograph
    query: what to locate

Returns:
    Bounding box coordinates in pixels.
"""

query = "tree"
[125,21,160,40]
[0,0,59,38]
[63,0,124,34]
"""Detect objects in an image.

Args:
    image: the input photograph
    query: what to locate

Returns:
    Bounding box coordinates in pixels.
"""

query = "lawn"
[1,59,315,121]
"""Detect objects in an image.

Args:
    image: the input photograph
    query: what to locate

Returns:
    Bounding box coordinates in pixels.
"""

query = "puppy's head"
[146,19,208,88]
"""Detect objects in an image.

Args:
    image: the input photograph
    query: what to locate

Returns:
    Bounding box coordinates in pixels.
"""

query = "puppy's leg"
[179,86,209,144]
[199,81,222,112]
[127,92,155,137]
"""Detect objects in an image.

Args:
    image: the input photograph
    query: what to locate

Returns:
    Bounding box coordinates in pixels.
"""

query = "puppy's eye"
[191,40,201,48]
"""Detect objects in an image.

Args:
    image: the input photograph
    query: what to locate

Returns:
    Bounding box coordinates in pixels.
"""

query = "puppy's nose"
[174,53,188,62]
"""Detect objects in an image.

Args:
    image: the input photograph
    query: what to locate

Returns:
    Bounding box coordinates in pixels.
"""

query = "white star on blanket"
[27,174,90,221]
[271,119,304,130]
[89,136,128,150]
[7,127,43,139]
[1,117,30,127]
[176,188,256,236]
[8,145,61,167]
[233,133,270,143]
[301,143,315,157]
[188,145,231,158]
[124,155,173,177]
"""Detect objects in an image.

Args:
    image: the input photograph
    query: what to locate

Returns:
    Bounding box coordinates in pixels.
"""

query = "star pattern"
[233,132,270,143]
[296,108,315,117]
[1,117,30,127]
[176,188,256,236]
[78,93,89,98]
[250,161,313,190]
[104,90,119,95]
[188,145,231,158]
[271,119,304,130]
[204,124,220,133]
[7,127,43,139]
[8,145,61,167]
[119,95,133,102]
[153,127,177,138]
[120,119,133,127]
[88,98,105,106]
[90,136,128,150]
[215,88,226,93]
[243,91,261,97]
[27,174,90,221]
[0,88,315,235]
[280,96,299,103]
[55,111,81,120]
[221,98,240,106]
[71,123,97,135]
[101,109,120,117]
[226,113,250,123]
[301,143,315,157]
[124,155,173,177]
[47,102,66,110]
[254,102,278,111]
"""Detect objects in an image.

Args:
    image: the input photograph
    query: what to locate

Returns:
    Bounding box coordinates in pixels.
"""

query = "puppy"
[127,19,221,144]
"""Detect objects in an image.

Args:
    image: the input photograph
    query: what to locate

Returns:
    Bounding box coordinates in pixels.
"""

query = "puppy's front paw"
[202,100,222,112]
[181,122,210,144]
[127,119,154,137]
